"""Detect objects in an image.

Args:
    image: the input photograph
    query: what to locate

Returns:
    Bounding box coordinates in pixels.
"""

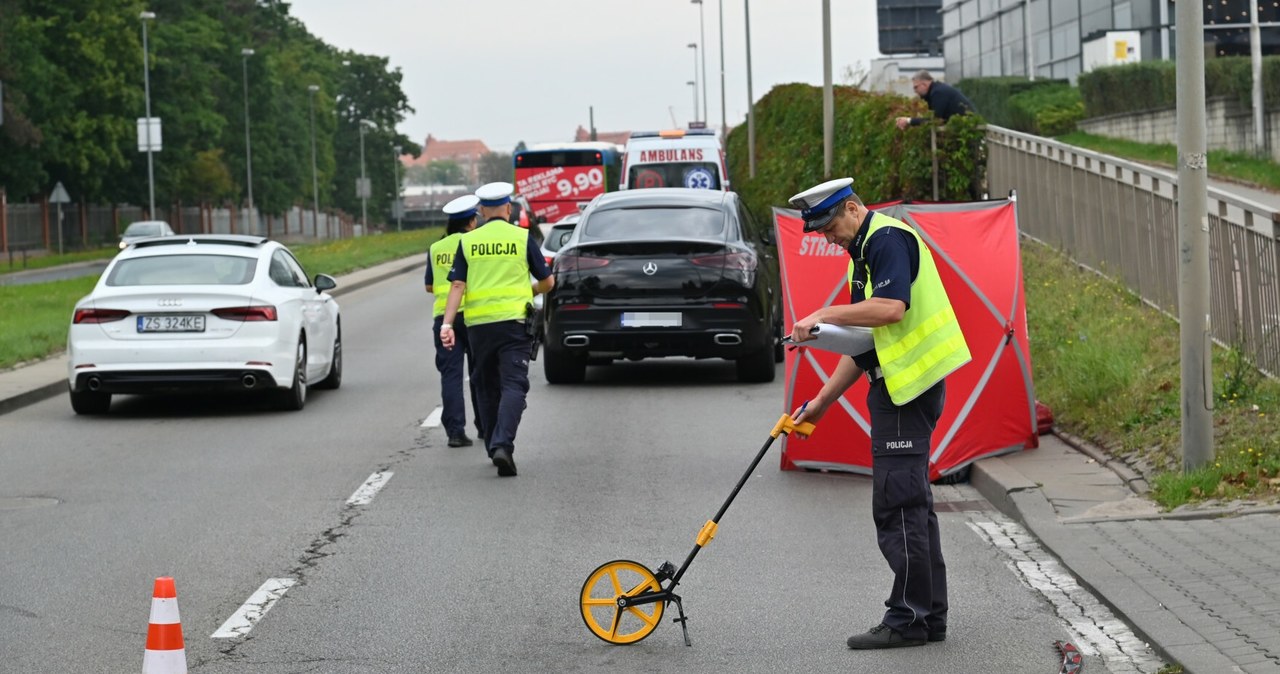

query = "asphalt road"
[0,272,1152,673]
[0,260,109,286]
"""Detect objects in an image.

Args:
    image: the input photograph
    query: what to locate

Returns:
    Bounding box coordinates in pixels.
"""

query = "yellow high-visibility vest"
[429,233,464,317]
[848,213,971,405]
[459,220,533,325]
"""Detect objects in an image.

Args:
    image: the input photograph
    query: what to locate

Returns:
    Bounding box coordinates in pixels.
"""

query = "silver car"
[119,220,175,249]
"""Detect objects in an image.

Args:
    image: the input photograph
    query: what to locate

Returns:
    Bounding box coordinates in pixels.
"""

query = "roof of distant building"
[403,135,492,167]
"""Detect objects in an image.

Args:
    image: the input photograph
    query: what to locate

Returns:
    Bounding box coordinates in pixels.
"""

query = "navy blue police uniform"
[424,193,481,445]
[447,219,552,470]
[848,210,949,643]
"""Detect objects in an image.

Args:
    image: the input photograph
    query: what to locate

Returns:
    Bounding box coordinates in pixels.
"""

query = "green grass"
[0,228,443,371]
[1057,131,1280,191]
[1024,241,1280,508]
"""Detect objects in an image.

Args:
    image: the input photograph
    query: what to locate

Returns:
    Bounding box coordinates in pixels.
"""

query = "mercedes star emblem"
[642,262,658,276]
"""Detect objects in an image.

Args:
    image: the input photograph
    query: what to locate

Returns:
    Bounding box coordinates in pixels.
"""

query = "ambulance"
[619,129,728,191]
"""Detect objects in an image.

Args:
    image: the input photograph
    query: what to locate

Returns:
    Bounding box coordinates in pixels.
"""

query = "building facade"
[941,0,1280,84]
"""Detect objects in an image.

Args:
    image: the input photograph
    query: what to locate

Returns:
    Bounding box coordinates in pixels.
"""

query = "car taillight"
[690,251,757,271]
[545,255,554,267]
[212,305,278,321]
[73,308,130,324]
[555,252,610,273]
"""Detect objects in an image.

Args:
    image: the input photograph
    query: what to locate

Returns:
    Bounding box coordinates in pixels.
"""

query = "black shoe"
[846,624,925,649]
[491,448,517,477]
[927,630,946,643]
[447,434,473,448]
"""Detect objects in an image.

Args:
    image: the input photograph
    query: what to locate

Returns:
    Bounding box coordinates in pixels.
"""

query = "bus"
[513,142,622,225]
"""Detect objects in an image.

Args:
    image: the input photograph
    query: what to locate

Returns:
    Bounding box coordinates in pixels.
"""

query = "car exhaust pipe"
[563,335,590,348]
[714,333,743,346]
[241,374,257,389]
[86,377,102,392]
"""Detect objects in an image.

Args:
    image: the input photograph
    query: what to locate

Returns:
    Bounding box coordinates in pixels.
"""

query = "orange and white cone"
[142,577,187,674]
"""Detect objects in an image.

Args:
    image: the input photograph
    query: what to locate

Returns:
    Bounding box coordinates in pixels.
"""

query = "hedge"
[1077,57,1280,118]
[725,83,987,221]
[956,77,1069,129]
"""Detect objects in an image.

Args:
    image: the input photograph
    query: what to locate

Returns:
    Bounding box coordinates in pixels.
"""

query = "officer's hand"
[441,325,455,349]
[790,314,821,343]
[895,116,910,130]
[790,399,827,439]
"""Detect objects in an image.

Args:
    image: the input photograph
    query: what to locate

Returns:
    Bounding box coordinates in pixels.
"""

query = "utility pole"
[1175,0,1213,470]
[1250,0,1265,154]
[821,0,833,178]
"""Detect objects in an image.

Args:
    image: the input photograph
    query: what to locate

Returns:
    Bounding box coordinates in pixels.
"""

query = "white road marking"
[967,518,1164,674]
[345,471,393,506]
[210,578,296,639]
[421,405,443,428]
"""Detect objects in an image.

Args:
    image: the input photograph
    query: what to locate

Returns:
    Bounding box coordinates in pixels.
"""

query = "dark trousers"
[432,314,478,439]
[468,320,532,457]
[867,378,947,640]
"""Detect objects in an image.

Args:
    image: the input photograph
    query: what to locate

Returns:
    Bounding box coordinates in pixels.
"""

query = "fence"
[0,192,360,255]
[986,125,1280,376]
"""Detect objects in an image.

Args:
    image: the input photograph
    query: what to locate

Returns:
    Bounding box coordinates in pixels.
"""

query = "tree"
[478,152,513,184]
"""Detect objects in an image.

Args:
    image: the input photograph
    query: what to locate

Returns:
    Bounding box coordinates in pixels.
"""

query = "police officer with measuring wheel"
[787,177,971,650]
[426,195,481,448]
[440,182,554,477]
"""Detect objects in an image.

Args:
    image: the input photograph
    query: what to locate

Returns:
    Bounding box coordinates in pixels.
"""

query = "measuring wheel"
[579,559,665,644]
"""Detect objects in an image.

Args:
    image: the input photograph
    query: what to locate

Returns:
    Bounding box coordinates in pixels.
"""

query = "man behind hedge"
[895,70,977,130]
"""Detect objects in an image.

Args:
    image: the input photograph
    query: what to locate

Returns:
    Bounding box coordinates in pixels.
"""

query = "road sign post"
[50,182,71,256]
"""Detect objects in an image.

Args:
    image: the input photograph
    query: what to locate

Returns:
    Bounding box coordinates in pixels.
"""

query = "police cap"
[789,177,855,233]
[475,182,514,207]
[442,194,479,220]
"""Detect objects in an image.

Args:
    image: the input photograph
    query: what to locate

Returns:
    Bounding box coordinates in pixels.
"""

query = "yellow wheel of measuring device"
[580,559,665,644]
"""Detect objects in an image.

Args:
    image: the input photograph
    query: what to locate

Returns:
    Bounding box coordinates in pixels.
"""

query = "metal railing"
[986,125,1280,376]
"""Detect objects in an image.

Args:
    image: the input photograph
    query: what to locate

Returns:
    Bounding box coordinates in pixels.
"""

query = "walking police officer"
[787,178,971,649]
[440,182,554,477]
[425,194,480,448]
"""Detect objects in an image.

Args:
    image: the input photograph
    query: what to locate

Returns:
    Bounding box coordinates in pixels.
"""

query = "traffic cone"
[142,577,187,674]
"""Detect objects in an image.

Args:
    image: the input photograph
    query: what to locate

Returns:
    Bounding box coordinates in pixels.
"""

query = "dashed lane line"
[967,517,1165,674]
[211,578,297,639]
[346,471,394,506]
[421,405,443,428]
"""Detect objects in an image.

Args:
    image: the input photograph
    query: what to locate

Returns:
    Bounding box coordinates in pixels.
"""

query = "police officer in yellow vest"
[787,178,971,650]
[440,182,554,477]
[426,194,481,448]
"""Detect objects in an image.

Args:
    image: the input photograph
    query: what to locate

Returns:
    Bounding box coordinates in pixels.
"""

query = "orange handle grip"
[770,412,816,438]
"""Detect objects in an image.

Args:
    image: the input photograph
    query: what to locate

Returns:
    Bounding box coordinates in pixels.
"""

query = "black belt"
[866,366,884,383]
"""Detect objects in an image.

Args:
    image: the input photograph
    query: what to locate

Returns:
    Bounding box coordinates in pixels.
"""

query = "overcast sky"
[289,0,884,152]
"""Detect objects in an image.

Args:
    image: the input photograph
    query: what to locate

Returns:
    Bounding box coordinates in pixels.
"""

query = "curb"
[0,257,424,417]
[970,455,1236,674]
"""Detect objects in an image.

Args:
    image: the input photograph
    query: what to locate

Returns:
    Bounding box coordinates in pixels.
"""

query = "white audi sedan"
[67,235,342,414]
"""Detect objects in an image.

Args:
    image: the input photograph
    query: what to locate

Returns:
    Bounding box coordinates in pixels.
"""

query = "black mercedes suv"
[542,188,783,384]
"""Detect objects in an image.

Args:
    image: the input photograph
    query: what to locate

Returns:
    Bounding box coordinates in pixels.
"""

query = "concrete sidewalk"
[5,255,1280,672]
[0,255,425,416]
[973,436,1280,674]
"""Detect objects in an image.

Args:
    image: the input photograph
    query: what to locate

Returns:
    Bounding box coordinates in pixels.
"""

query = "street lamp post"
[359,119,373,233]
[687,43,700,123]
[691,0,708,130]
[392,144,402,232]
[241,48,255,231]
[307,84,320,237]
[140,11,156,216]
[687,81,698,127]
[745,0,756,178]
[717,0,727,146]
